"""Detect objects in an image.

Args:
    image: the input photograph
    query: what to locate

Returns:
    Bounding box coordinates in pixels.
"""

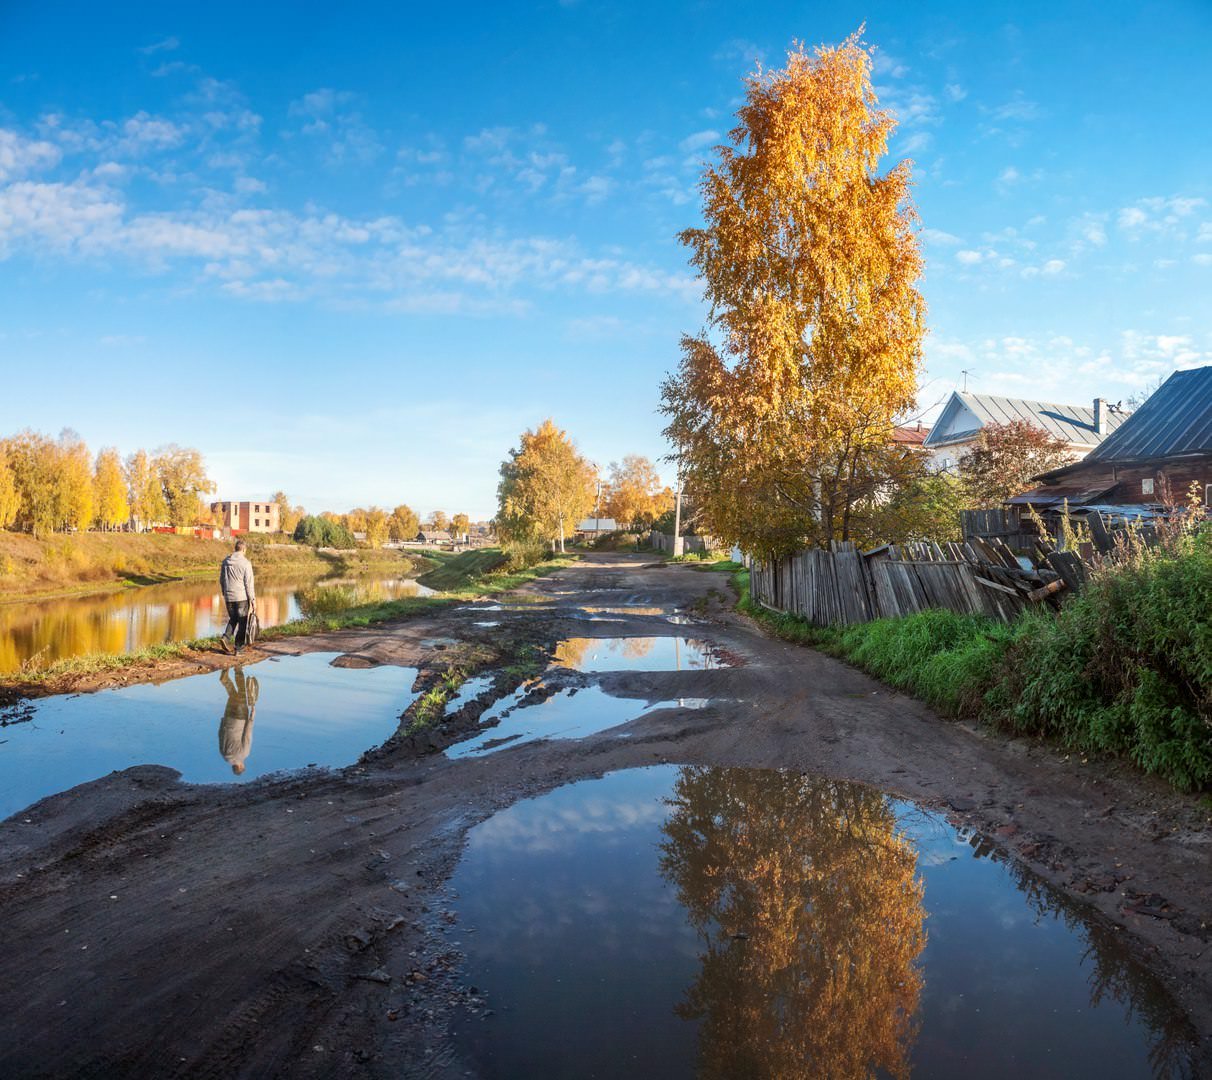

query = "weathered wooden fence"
[750,537,1089,627]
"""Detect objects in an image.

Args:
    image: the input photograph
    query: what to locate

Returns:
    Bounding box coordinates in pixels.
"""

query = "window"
[1141,478,1154,495]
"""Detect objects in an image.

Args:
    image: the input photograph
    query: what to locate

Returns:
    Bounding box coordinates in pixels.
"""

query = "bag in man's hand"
[245,609,261,646]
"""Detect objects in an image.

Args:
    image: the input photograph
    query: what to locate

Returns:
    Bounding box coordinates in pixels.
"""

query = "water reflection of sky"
[448,685,666,759]
[450,766,1194,1080]
[0,652,416,818]
[553,636,723,672]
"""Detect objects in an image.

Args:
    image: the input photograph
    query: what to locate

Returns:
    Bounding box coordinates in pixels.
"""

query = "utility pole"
[672,474,683,558]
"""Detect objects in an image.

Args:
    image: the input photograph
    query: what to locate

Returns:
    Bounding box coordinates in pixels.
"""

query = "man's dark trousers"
[224,600,250,646]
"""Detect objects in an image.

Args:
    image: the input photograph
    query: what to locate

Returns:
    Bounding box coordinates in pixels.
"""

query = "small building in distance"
[416,529,454,545]
[1013,365,1212,519]
[211,500,281,534]
[923,392,1127,472]
[891,421,931,449]
[576,517,618,538]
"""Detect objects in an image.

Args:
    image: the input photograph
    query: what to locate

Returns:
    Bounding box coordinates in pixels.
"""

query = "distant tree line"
[289,504,475,549]
[0,429,216,537]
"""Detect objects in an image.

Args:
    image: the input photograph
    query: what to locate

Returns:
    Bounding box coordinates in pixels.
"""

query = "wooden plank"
[1027,578,1067,602]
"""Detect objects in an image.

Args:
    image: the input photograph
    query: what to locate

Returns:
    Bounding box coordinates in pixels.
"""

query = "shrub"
[293,515,356,549]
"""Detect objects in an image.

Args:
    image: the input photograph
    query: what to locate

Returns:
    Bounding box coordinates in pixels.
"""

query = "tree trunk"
[558,512,565,554]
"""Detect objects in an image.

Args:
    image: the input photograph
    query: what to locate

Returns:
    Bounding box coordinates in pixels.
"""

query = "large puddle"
[448,766,1196,1079]
[0,574,433,674]
[554,636,724,671]
[0,652,416,818]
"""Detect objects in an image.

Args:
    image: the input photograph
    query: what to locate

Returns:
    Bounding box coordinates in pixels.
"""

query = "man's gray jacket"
[219,551,256,603]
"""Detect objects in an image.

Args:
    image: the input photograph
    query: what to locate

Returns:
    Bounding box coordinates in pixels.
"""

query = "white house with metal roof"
[922,392,1128,471]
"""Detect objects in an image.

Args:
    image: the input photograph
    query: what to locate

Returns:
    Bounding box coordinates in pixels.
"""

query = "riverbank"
[0,550,577,701]
[0,531,426,604]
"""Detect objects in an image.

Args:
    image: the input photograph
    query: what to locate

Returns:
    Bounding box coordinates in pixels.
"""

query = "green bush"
[293,515,356,549]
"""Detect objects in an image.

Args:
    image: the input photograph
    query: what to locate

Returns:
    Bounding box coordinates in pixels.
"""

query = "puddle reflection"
[554,636,723,672]
[0,652,417,818]
[217,668,259,775]
[450,766,1196,1079]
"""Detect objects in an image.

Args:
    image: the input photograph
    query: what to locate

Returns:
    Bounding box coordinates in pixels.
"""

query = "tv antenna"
[960,369,976,392]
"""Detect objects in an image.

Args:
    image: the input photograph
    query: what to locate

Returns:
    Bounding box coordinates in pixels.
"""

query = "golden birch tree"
[0,442,20,530]
[59,431,94,532]
[660,33,925,559]
[497,419,596,553]
[126,449,167,531]
[451,512,470,539]
[363,506,389,547]
[153,445,215,527]
[93,448,130,531]
[388,504,420,541]
[603,455,668,531]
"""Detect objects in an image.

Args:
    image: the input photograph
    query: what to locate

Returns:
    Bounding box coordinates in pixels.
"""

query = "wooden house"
[922,391,1127,472]
[1011,366,1212,519]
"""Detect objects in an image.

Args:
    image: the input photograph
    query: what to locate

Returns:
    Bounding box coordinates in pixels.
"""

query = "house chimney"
[1093,397,1106,436]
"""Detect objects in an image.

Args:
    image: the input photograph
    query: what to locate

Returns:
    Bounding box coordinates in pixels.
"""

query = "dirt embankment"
[0,552,1209,1077]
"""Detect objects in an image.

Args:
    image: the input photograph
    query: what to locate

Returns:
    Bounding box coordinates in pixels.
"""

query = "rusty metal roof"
[1078,365,1212,464]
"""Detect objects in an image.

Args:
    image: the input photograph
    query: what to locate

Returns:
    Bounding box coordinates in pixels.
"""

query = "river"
[0,572,434,674]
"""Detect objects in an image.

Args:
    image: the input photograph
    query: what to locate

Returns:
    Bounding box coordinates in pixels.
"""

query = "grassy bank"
[733,527,1212,791]
[0,531,426,602]
[3,550,577,693]
[416,548,508,591]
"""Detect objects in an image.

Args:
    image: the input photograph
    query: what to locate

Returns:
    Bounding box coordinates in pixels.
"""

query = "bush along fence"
[749,536,1090,626]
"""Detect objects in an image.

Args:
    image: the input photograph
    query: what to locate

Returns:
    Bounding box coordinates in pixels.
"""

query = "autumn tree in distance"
[660,31,925,559]
[497,419,596,555]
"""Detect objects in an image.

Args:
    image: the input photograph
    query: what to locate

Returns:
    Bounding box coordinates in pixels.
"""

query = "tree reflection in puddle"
[659,766,926,1080]
[449,766,1195,1079]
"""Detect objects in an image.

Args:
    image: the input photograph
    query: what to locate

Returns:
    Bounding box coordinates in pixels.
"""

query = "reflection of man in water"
[218,667,259,775]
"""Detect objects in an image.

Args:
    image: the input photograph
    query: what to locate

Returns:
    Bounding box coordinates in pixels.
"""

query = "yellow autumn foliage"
[661,32,925,559]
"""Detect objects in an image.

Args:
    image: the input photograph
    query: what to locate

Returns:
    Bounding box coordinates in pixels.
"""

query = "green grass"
[732,530,1212,792]
[416,548,509,591]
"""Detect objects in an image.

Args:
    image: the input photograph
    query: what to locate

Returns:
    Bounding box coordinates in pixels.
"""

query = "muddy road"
[1,552,1209,1077]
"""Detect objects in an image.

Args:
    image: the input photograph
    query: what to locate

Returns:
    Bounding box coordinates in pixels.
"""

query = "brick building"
[211,500,281,534]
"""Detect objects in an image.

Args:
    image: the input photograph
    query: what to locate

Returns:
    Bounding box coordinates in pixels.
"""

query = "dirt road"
[1,552,1209,1076]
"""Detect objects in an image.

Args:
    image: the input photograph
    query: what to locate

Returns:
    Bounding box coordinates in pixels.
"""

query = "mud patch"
[447,766,1197,1079]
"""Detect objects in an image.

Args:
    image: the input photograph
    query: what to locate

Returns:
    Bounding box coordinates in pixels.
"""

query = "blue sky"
[2,1,1210,519]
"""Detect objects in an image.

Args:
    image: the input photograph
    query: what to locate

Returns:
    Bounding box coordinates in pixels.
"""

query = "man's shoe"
[219,634,234,655]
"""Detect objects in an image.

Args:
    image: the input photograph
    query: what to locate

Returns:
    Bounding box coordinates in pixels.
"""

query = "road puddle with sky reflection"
[448,766,1197,1080]
[446,685,708,759]
[554,636,726,672]
[0,652,416,818]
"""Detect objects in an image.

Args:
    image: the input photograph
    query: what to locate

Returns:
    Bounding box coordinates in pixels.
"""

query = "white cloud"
[1118,206,1149,229]
[678,130,719,154]
[944,83,967,102]
[955,249,983,264]
[1193,253,1212,266]
[0,128,61,181]
[138,37,180,55]
[1043,259,1065,274]
[991,93,1041,121]
[921,228,961,246]
[901,132,932,153]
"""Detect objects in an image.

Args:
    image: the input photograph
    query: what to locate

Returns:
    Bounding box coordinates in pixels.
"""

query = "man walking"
[219,539,256,655]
